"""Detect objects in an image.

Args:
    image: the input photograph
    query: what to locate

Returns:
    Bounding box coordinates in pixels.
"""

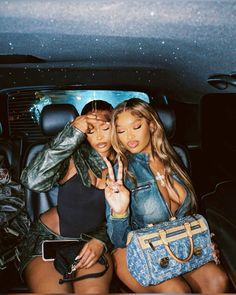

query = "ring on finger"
[112,186,119,193]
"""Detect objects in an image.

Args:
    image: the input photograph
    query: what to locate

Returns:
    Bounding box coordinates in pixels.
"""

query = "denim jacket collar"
[127,152,150,163]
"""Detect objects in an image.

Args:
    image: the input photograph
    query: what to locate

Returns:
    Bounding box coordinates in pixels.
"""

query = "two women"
[20,97,229,293]
[105,98,229,293]
[19,100,114,293]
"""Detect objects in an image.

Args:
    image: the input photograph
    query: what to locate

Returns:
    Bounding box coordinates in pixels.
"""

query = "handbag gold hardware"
[131,218,207,250]
[159,222,194,263]
[159,257,169,268]
[194,246,202,256]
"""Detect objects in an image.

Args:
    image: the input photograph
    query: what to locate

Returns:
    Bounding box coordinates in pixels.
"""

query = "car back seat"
[22,104,78,222]
[202,180,236,290]
[1,103,191,293]
[156,106,191,173]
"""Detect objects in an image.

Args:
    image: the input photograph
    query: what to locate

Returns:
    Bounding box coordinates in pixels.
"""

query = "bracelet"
[112,211,128,218]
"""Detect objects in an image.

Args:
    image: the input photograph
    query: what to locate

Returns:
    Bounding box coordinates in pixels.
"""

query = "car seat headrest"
[40,104,79,136]
[156,107,176,139]
[39,103,175,138]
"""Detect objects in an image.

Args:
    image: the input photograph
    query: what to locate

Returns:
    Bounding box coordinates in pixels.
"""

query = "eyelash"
[134,124,141,130]
[87,127,110,135]
[117,124,142,134]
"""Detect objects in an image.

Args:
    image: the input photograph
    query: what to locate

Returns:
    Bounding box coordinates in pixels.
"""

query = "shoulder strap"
[59,255,109,284]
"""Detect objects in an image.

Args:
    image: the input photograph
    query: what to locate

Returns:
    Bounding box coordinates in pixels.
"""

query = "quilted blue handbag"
[126,214,214,286]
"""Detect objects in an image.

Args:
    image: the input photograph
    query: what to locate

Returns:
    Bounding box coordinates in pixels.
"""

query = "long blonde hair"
[111,98,197,214]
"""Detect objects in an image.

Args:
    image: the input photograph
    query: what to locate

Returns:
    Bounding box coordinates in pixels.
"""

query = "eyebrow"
[116,118,142,128]
[89,121,110,129]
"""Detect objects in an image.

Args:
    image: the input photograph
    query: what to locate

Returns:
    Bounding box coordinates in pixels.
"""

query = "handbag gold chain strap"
[159,222,194,263]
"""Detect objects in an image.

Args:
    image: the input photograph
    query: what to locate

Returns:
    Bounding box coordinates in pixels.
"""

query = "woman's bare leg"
[183,261,229,293]
[24,256,72,293]
[73,253,113,293]
[112,248,192,293]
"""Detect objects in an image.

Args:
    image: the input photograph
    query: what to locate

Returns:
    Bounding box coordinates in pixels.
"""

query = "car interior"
[0,0,236,293]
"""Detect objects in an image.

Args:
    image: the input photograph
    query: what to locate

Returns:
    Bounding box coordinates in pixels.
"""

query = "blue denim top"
[106,153,191,248]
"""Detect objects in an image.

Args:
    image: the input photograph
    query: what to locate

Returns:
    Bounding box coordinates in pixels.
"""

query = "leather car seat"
[21,104,78,221]
[202,180,236,289]
[156,106,191,173]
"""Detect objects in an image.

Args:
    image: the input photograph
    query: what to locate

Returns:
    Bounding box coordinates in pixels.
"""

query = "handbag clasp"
[160,257,169,268]
[194,247,202,256]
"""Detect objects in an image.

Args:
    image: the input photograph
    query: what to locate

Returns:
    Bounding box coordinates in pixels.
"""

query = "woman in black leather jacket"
[19,100,114,293]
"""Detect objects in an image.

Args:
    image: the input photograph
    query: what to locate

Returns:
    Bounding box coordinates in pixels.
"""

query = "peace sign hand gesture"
[103,156,130,215]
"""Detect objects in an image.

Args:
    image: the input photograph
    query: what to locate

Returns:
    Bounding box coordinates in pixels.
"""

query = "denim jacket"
[20,123,110,249]
[106,153,191,248]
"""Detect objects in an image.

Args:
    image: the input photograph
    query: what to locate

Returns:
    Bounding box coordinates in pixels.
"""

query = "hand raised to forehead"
[71,113,109,134]
[103,156,130,215]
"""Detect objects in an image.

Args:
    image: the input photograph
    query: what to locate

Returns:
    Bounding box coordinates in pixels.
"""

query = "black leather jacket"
[20,123,110,249]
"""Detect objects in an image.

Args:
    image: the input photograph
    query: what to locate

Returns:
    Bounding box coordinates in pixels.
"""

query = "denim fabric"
[106,153,191,248]
[17,219,93,276]
[126,214,214,286]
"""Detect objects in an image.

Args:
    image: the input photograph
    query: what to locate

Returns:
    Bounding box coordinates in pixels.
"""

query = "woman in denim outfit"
[105,98,229,293]
[19,100,114,293]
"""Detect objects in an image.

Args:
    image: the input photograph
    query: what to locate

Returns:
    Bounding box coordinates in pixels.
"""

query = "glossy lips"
[127,140,139,149]
[96,142,108,149]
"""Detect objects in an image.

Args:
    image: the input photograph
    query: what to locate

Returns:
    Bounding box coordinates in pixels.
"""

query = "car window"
[7,89,150,143]
[30,89,150,123]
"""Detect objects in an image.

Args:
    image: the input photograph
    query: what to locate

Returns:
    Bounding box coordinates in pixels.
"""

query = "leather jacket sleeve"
[20,123,85,192]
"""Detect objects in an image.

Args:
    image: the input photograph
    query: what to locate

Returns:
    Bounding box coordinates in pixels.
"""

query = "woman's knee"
[73,258,113,293]
[153,278,191,294]
[76,285,109,294]
[73,276,111,293]
[194,266,229,293]
[154,285,191,293]
[204,269,229,293]
[171,282,192,294]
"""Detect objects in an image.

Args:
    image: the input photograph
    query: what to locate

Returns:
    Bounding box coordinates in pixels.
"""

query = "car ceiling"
[0,0,236,104]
